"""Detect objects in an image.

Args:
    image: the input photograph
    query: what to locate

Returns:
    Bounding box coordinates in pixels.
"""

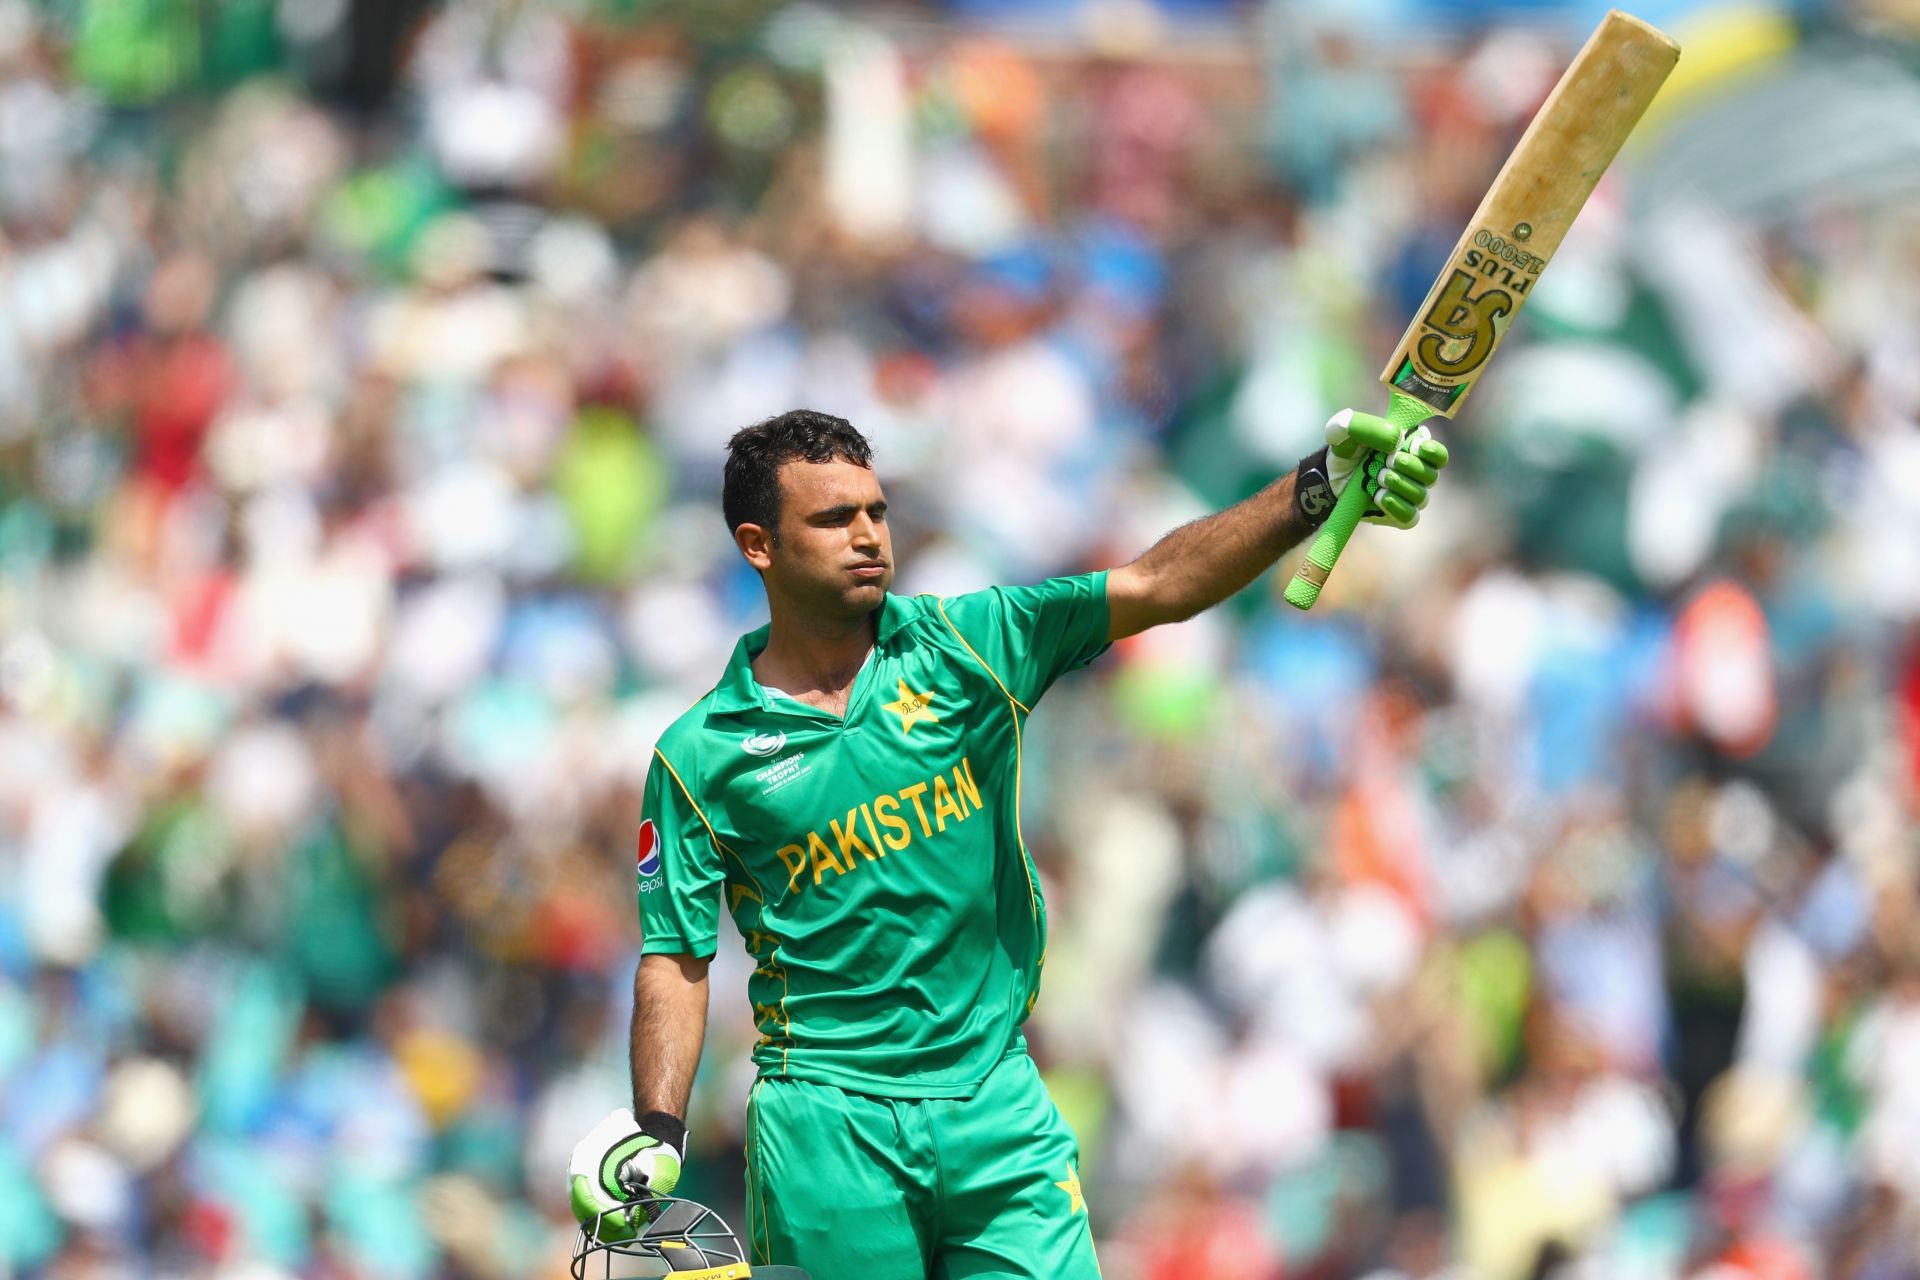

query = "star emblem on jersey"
[883,679,939,734]
[1055,1163,1085,1215]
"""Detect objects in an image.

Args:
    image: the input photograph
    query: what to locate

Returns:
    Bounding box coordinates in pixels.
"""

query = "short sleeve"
[636,747,724,958]
[936,570,1111,709]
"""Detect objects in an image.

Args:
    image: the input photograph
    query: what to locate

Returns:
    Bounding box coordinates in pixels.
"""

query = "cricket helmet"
[571,1193,810,1280]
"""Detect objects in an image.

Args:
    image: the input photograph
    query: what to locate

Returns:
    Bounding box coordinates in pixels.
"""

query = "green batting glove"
[567,1108,684,1243]
[1325,408,1450,530]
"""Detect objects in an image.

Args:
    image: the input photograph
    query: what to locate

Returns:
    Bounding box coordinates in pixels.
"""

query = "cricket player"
[570,408,1447,1277]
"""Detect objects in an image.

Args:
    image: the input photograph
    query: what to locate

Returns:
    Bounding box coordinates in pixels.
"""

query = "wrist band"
[1293,446,1336,530]
[639,1110,688,1151]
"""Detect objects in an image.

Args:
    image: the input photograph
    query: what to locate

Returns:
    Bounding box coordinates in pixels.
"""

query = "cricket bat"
[1284,10,1680,610]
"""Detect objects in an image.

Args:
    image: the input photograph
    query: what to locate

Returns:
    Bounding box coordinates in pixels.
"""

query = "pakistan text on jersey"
[772,757,985,893]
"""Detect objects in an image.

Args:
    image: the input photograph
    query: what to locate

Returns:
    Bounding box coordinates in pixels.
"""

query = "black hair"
[722,410,874,539]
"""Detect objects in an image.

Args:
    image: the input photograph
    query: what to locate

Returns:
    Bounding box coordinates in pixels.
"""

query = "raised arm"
[1105,411,1449,641]
[1106,470,1314,640]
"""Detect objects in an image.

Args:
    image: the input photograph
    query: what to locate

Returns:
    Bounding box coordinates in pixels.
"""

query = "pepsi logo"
[637,820,662,876]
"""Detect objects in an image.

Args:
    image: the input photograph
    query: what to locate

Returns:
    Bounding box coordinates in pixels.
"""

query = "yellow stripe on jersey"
[931,600,1047,1004]
[653,747,793,1070]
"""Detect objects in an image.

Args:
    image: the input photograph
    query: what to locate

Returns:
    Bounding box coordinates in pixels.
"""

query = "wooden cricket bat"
[1285,10,1680,610]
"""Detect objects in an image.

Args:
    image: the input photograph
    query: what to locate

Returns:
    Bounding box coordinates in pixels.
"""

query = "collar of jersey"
[708,590,917,719]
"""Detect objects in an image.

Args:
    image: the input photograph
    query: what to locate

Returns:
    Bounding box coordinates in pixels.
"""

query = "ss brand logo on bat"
[1416,269,1514,379]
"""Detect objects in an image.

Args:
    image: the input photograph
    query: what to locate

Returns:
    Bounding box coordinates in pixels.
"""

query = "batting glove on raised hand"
[1302,408,1450,530]
[568,1108,684,1242]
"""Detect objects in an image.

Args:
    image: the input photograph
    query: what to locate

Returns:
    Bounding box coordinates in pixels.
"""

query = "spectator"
[0,3,1915,1277]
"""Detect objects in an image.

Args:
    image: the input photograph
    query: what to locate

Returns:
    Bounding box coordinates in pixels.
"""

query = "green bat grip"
[1283,391,1433,610]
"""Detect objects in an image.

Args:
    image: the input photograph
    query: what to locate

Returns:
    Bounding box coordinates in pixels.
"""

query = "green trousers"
[742,1050,1102,1280]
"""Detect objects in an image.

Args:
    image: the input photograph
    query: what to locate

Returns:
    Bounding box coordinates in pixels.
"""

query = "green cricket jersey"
[635,573,1110,1099]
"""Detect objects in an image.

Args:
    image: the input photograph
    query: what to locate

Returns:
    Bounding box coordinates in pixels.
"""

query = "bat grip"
[1283,392,1433,611]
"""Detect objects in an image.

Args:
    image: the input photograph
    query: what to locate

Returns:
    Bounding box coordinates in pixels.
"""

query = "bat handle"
[1283,391,1434,611]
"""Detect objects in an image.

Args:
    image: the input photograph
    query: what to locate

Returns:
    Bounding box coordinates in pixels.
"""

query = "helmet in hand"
[571,1193,809,1280]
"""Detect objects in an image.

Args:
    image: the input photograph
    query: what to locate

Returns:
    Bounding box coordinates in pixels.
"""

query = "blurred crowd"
[2,0,1919,1277]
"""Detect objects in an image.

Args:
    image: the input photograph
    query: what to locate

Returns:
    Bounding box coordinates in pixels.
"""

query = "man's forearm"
[630,952,709,1126]
[1107,469,1312,637]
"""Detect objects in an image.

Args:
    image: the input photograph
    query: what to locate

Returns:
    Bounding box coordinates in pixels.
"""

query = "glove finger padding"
[1319,409,1389,515]
[1376,466,1429,509]
[1326,408,1400,458]
[1306,411,1447,531]
[1364,424,1447,528]
[1412,432,1450,470]
[1388,450,1440,489]
[1375,493,1418,528]
[568,1108,684,1243]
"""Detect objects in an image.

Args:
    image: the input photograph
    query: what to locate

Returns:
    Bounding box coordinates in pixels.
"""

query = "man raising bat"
[567,407,1444,1279]
[573,8,1680,1272]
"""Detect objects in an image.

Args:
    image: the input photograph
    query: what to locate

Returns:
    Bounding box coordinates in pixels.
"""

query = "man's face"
[739,459,894,617]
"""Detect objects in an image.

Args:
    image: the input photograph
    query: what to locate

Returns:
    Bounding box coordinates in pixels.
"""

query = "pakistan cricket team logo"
[884,680,940,734]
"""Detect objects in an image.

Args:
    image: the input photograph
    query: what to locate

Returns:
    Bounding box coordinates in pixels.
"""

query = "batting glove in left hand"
[568,1108,684,1243]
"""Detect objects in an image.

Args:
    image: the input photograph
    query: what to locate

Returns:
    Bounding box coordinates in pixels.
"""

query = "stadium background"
[2,0,1919,1276]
